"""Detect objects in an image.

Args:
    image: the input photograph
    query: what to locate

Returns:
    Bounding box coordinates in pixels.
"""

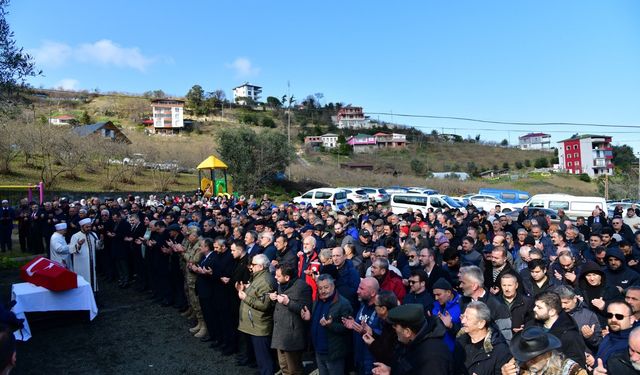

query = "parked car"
[338,187,370,205]
[405,187,439,195]
[390,193,462,214]
[358,187,390,203]
[467,194,522,213]
[450,196,470,206]
[478,188,530,204]
[385,186,410,195]
[524,194,607,220]
[292,188,349,211]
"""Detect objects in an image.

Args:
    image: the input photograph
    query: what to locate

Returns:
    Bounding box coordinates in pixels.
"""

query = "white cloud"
[76,39,154,72]
[55,78,79,90]
[226,57,260,78]
[29,41,73,68]
[29,39,157,72]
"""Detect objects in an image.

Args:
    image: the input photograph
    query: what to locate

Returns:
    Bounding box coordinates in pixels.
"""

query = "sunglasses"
[606,312,628,320]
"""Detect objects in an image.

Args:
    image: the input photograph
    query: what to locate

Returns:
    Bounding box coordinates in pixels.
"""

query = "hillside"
[7,90,598,197]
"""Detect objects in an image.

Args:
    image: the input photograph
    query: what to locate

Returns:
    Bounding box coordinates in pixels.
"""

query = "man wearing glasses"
[596,301,636,367]
[612,217,635,244]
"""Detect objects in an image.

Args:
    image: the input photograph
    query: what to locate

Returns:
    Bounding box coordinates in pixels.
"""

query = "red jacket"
[297,252,319,300]
[380,270,406,303]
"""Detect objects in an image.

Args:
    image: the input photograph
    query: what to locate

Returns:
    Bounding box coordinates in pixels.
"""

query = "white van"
[525,194,607,220]
[293,188,350,211]
[390,193,462,214]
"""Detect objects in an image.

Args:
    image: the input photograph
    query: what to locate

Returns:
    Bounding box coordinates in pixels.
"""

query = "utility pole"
[605,173,609,201]
[636,153,640,201]
[287,81,291,146]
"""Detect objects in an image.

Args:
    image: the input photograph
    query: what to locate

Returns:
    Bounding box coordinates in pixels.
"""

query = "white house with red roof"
[518,132,551,150]
[49,114,77,126]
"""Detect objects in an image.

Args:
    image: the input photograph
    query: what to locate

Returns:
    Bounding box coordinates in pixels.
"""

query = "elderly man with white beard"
[70,218,100,292]
[594,326,640,374]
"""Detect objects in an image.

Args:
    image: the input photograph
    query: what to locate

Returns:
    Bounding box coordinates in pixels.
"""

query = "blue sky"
[8,1,640,151]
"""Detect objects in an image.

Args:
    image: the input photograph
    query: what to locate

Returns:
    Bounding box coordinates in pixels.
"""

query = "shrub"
[579,173,591,183]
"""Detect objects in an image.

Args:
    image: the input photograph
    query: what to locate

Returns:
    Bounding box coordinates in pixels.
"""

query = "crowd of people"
[2,193,640,375]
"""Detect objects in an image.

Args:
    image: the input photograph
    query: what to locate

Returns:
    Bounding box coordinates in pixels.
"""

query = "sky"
[7,1,640,152]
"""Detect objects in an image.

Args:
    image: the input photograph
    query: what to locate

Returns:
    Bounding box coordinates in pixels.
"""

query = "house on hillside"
[304,136,323,150]
[150,98,184,134]
[72,121,131,144]
[49,114,77,126]
[347,134,377,153]
[557,134,613,177]
[233,83,262,105]
[519,132,551,150]
[334,105,370,129]
[321,133,338,149]
[374,132,407,148]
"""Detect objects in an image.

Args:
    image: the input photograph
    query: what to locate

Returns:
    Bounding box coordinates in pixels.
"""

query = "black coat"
[526,311,586,369]
[391,317,453,375]
[499,292,534,332]
[454,327,512,375]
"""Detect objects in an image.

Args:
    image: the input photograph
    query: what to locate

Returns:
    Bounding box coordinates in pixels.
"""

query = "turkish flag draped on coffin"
[20,256,78,291]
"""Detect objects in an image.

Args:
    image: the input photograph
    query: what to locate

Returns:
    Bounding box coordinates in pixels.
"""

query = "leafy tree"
[261,117,276,128]
[217,127,293,193]
[524,159,531,168]
[186,85,205,115]
[79,110,92,124]
[475,134,481,142]
[613,144,636,170]
[266,96,282,108]
[210,89,226,102]
[534,157,549,168]
[492,164,499,171]
[466,161,478,175]
[239,113,259,126]
[578,173,591,183]
[515,161,524,169]
[0,0,41,115]
[410,159,425,174]
[502,162,510,170]
[143,90,166,99]
[500,139,509,146]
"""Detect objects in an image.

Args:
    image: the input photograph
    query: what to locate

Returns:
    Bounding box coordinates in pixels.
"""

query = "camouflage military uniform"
[181,238,203,320]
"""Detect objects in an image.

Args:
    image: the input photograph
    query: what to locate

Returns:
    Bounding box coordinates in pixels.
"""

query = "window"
[566,146,571,150]
[301,192,313,199]
[315,191,332,200]
[430,198,443,208]
[518,194,530,201]
[574,145,578,150]
[549,201,570,210]
[574,153,578,158]
[574,161,580,166]
[568,162,572,166]
[567,154,571,159]
[393,195,428,206]
[502,193,516,200]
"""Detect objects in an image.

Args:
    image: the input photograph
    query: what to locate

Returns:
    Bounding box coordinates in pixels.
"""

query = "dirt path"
[1,270,251,375]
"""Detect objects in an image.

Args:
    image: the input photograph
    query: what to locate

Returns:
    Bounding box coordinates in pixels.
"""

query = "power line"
[399,124,640,134]
[368,111,640,129]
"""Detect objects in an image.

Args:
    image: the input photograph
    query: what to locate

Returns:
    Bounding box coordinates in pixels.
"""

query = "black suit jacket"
[196,252,217,298]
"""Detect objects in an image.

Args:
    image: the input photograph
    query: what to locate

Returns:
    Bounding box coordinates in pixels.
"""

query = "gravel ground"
[1,270,257,375]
